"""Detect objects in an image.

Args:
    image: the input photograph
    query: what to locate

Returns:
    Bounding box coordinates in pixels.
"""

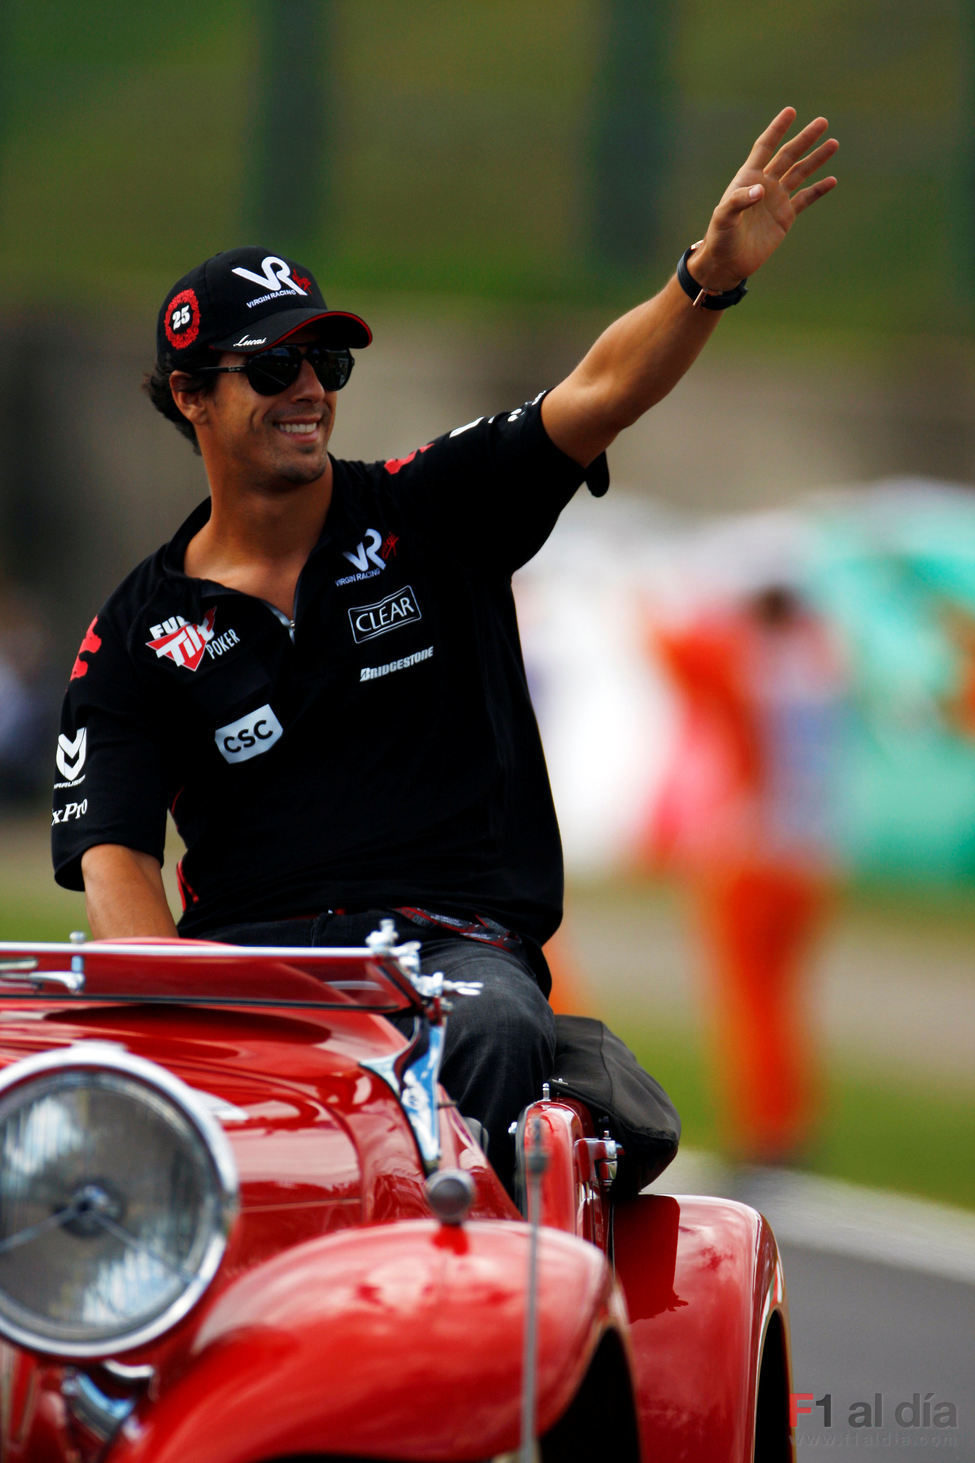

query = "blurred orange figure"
[647,584,846,1165]
[544,928,592,1015]
[938,600,975,737]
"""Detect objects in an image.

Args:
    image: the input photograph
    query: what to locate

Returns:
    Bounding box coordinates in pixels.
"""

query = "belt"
[392,906,522,953]
[281,906,521,953]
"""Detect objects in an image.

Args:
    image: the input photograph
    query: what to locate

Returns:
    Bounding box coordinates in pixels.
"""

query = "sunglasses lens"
[242,346,353,395]
[245,349,303,396]
[309,347,353,391]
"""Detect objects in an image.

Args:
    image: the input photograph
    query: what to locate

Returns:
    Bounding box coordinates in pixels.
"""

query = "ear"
[169,371,211,428]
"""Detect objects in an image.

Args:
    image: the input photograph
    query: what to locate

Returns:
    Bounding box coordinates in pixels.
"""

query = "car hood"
[0,998,424,1241]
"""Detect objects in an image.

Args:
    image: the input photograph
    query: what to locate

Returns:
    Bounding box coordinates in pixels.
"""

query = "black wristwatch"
[676,243,748,310]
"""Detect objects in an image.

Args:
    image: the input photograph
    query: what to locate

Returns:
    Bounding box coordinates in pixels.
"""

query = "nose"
[292,353,326,400]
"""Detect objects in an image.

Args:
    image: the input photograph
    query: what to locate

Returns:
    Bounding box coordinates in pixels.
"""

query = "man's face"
[196,330,339,490]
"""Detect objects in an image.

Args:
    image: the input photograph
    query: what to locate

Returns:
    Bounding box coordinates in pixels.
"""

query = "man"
[52,108,838,1182]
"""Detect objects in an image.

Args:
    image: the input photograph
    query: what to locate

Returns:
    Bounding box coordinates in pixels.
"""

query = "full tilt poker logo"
[147,610,218,671]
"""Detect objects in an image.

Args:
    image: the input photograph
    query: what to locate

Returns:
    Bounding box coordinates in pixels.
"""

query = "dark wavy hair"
[142,353,216,454]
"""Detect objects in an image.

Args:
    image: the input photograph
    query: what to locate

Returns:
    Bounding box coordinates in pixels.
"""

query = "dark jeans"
[204,909,556,1192]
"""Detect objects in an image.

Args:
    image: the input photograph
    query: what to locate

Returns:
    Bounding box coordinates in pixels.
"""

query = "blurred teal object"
[838,719,975,881]
[808,481,975,882]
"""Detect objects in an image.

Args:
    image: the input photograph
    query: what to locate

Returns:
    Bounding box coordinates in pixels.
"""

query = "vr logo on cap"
[232,255,308,298]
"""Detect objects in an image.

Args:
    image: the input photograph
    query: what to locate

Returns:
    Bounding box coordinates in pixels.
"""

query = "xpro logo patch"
[348,586,422,644]
[214,704,283,765]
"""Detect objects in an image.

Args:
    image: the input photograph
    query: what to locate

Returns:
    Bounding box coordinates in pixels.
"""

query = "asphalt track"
[782,1246,972,1457]
[663,1153,975,1458]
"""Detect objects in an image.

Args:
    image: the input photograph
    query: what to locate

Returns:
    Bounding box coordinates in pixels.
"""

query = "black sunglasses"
[194,343,354,396]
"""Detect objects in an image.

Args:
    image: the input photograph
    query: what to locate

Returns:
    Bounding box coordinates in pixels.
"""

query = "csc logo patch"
[214,704,283,764]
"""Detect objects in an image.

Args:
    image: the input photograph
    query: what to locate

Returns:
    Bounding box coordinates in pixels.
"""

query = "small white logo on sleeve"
[214,704,283,764]
[56,729,87,782]
[52,799,88,826]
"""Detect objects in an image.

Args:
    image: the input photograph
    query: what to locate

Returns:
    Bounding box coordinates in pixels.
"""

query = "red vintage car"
[0,926,794,1463]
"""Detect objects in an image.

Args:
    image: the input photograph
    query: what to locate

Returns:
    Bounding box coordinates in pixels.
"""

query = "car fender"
[109,1219,629,1463]
[613,1193,793,1463]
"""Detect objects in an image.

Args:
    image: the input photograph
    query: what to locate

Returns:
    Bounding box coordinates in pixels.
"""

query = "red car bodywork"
[0,937,794,1463]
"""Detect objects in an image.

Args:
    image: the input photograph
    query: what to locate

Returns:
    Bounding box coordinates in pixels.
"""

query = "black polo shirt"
[52,396,608,945]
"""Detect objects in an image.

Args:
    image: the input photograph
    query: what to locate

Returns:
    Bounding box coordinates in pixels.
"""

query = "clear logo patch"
[348,585,422,644]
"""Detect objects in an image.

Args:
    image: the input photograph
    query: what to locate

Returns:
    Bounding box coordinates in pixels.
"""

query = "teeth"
[278,422,317,435]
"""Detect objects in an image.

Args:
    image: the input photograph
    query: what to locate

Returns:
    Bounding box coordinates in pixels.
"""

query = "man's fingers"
[720,183,765,219]
[748,110,835,190]
[708,106,839,265]
[766,117,834,182]
[780,137,840,191]
[789,175,839,217]
[746,105,798,169]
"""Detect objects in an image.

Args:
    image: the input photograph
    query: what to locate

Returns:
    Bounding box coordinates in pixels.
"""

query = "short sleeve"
[377,392,609,574]
[52,609,170,891]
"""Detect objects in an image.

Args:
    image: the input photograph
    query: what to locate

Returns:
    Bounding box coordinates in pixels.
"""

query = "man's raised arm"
[542,107,838,468]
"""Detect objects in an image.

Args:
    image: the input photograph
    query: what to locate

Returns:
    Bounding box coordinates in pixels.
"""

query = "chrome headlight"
[0,1043,238,1357]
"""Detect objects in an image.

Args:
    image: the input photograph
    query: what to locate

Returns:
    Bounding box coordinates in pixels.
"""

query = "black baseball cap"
[157,246,372,364]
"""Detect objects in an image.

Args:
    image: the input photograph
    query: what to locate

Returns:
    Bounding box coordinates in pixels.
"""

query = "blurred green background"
[2,0,973,332]
[0,0,972,1210]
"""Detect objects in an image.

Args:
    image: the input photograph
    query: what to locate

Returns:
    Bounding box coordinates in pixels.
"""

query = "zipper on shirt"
[267,604,296,643]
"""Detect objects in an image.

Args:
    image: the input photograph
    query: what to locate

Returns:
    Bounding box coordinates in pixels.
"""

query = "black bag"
[550,1015,681,1198]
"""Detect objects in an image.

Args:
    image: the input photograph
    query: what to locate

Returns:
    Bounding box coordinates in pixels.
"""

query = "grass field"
[622,1015,975,1215]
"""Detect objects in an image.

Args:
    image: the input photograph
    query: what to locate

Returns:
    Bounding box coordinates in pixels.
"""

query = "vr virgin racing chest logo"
[147,610,240,671]
[348,585,422,643]
[336,528,399,585]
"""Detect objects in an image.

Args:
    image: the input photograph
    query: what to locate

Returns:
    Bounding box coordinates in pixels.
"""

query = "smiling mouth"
[276,422,320,438]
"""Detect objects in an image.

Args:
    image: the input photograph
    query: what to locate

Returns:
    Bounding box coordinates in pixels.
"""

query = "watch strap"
[676,244,748,310]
